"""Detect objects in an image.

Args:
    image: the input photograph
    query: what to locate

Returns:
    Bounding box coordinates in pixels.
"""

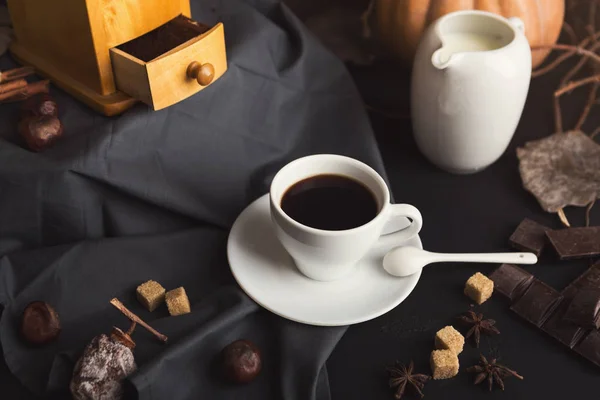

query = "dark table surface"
[326,56,600,399]
[3,7,600,400]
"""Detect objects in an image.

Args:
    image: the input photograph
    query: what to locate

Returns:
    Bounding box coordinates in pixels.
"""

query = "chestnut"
[19,116,64,152]
[21,93,59,118]
[220,339,262,384]
[20,301,61,345]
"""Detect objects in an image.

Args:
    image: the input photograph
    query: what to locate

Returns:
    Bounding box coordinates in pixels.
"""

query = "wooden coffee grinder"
[6,0,227,116]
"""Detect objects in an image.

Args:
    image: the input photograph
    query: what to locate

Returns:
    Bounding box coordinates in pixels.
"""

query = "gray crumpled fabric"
[0,0,386,399]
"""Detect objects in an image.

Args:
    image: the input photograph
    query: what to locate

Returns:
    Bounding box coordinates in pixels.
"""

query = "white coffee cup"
[269,154,423,281]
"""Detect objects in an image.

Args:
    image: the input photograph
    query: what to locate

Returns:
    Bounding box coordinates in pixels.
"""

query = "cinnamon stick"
[0,66,35,83]
[109,298,168,343]
[0,80,49,103]
[0,79,27,95]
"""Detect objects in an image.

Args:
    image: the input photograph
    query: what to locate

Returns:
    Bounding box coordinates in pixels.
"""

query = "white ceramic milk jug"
[411,10,531,174]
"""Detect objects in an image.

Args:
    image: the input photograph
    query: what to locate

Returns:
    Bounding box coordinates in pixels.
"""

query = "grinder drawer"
[109,15,227,110]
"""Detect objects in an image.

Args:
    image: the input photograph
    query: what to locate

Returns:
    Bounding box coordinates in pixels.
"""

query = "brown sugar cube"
[165,287,191,316]
[430,349,459,380]
[434,326,464,355]
[136,280,166,312]
[464,272,494,305]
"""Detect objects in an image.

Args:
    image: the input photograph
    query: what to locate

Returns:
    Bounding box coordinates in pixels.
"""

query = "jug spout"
[431,48,462,70]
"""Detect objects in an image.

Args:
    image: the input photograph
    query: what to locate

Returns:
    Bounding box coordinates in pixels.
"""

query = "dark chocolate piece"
[70,334,137,400]
[546,227,600,260]
[489,264,534,302]
[562,262,600,300]
[492,260,600,368]
[510,279,562,327]
[563,288,600,329]
[542,301,586,348]
[509,218,550,257]
[574,329,600,367]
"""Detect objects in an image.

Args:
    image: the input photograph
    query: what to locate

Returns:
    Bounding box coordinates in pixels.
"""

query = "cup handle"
[376,204,423,248]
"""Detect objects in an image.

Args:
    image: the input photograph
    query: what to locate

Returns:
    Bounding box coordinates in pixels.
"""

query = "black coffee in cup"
[280,174,378,231]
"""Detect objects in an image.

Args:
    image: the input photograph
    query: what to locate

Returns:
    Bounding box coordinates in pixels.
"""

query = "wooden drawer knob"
[187,61,215,86]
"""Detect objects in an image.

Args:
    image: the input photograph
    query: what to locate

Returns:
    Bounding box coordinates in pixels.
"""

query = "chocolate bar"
[509,218,550,257]
[542,301,587,348]
[546,227,600,260]
[562,262,600,300]
[563,288,600,329]
[574,329,600,367]
[491,246,600,367]
[489,263,534,302]
[510,279,562,327]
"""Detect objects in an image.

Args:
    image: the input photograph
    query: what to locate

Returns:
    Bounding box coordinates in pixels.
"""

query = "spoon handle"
[432,252,537,265]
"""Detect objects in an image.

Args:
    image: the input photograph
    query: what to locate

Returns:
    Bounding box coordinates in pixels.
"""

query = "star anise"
[457,310,500,347]
[386,360,430,399]
[466,354,523,391]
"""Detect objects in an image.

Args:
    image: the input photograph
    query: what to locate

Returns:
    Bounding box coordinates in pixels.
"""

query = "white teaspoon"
[383,246,538,277]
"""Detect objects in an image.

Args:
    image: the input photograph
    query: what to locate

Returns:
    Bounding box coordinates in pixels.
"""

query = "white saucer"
[227,194,422,326]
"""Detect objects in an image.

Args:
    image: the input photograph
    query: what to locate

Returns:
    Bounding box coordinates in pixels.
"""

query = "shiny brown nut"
[19,116,64,152]
[220,339,262,384]
[21,93,59,118]
[21,301,61,345]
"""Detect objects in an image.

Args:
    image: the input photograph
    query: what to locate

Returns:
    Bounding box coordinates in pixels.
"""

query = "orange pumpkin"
[367,0,565,68]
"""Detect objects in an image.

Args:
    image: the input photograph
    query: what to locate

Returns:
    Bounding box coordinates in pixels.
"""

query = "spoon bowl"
[383,246,537,277]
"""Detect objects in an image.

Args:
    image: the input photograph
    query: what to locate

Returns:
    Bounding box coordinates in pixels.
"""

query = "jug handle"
[508,17,525,34]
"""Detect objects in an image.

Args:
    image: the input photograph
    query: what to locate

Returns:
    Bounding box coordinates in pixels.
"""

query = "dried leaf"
[517,131,600,213]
